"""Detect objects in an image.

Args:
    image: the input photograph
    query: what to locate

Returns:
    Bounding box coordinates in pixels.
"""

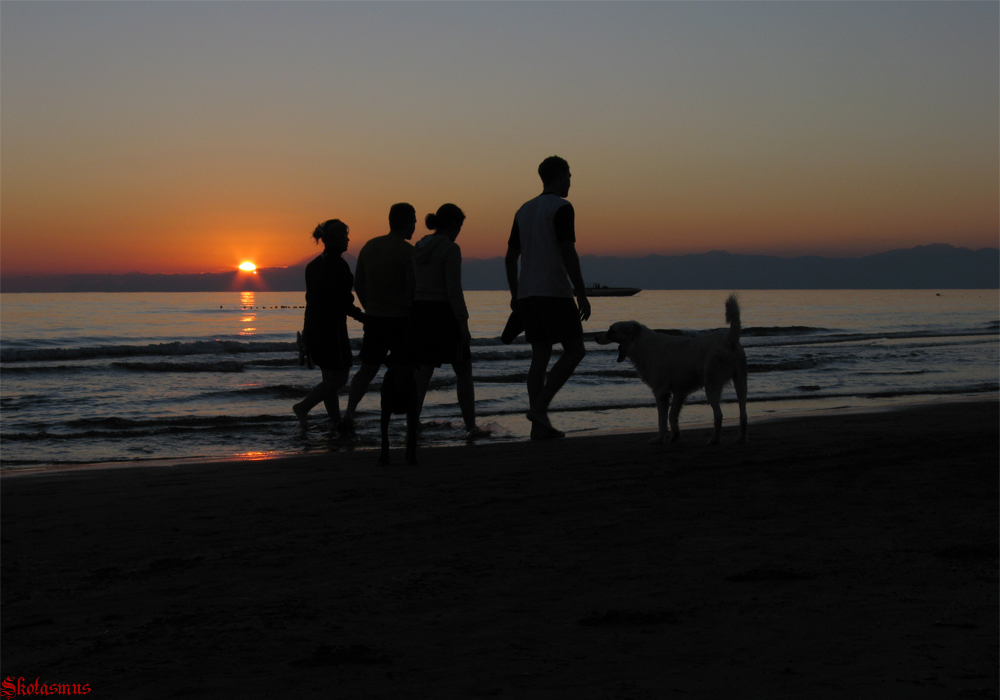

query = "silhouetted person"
[505,156,591,439]
[293,219,364,430]
[341,203,417,435]
[409,204,489,439]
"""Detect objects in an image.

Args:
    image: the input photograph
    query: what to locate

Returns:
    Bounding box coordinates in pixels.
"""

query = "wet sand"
[2,401,997,698]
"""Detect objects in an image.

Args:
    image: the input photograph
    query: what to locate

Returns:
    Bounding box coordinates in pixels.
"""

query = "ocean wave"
[3,425,270,442]
[859,383,999,399]
[751,384,1000,403]
[201,384,309,400]
[4,325,991,365]
[416,368,640,389]
[112,360,245,373]
[1,357,301,374]
[65,414,281,429]
[473,385,1000,414]
[471,348,535,362]
[4,384,996,448]
[745,328,997,349]
[747,358,824,373]
[1,364,95,375]
[477,368,638,384]
[3,413,293,442]
[743,326,833,337]
[581,325,833,340]
[244,358,301,367]
[0,339,298,363]
[470,337,508,347]
[0,394,50,411]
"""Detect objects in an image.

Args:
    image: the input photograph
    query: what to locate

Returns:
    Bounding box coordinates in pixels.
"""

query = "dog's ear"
[616,344,628,363]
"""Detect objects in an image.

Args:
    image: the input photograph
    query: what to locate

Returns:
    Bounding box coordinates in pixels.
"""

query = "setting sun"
[238,262,257,273]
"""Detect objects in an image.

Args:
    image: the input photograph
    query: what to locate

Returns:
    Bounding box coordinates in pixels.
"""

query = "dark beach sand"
[3,401,997,699]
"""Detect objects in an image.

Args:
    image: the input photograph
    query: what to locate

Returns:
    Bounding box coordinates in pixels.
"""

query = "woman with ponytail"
[293,219,365,431]
[409,204,489,439]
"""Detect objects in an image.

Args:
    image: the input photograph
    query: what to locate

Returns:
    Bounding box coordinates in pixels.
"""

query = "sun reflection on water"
[235,450,279,461]
[239,291,257,335]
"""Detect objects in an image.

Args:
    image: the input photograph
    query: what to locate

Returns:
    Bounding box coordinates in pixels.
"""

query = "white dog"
[595,294,748,445]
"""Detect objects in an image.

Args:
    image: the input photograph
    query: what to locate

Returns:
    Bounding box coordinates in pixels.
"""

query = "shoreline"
[3,400,997,697]
[3,392,995,478]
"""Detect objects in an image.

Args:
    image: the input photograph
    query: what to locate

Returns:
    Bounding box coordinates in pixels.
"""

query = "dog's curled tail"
[725,293,742,347]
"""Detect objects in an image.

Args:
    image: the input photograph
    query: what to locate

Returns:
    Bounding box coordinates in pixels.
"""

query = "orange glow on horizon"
[2,2,997,278]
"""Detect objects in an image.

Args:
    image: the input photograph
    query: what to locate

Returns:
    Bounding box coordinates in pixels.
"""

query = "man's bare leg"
[453,357,485,437]
[526,342,552,420]
[323,368,350,429]
[343,362,380,427]
[413,365,435,420]
[526,338,585,437]
[294,365,335,427]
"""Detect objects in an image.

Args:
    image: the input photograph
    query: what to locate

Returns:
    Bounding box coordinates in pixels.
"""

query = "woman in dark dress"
[293,219,364,430]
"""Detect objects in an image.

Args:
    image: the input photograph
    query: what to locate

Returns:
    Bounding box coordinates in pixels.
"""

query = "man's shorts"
[407,300,472,369]
[516,296,583,346]
[358,316,408,366]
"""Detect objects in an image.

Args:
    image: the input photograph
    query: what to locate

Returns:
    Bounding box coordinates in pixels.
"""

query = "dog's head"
[595,321,643,363]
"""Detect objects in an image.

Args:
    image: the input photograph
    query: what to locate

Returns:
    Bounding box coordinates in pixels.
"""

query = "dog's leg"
[649,390,670,444]
[379,408,391,465]
[668,392,687,442]
[735,357,749,444]
[705,386,723,445]
[405,407,419,465]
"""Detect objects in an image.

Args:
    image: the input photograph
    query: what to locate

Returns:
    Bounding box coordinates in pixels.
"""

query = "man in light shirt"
[505,156,591,440]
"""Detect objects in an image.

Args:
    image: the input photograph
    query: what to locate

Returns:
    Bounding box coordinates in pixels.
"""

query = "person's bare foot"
[526,409,555,430]
[465,426,492,440]
[292,403,308,429]
[530,423,565,440]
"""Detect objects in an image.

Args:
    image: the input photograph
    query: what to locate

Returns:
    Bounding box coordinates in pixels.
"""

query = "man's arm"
[558,240,591,321]
[504,246,520,307]
[552,203,590,321]
[353,250,368,311]
[505,217,521,308]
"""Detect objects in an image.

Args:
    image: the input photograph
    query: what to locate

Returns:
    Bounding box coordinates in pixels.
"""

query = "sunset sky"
[2,1,997,276]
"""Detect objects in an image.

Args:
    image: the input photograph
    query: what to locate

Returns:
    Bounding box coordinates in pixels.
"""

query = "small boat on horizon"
[586,283,641,297]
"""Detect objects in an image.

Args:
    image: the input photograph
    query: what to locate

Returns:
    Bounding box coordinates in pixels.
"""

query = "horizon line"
[3,242,996,278]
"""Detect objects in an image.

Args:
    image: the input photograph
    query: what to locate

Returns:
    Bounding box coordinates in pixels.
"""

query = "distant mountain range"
[2,244,996,293]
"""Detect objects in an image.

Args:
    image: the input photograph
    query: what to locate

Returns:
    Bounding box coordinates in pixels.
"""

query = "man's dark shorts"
[517,296,583,346]
[358,316,408,366]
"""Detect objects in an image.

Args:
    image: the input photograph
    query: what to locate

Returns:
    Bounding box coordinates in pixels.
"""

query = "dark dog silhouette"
[379,363,419,465]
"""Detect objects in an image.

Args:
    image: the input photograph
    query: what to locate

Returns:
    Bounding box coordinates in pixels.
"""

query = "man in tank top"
[505,156,591,440]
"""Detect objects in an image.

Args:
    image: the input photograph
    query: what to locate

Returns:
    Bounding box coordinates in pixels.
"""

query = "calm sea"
[1,289,997,470]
